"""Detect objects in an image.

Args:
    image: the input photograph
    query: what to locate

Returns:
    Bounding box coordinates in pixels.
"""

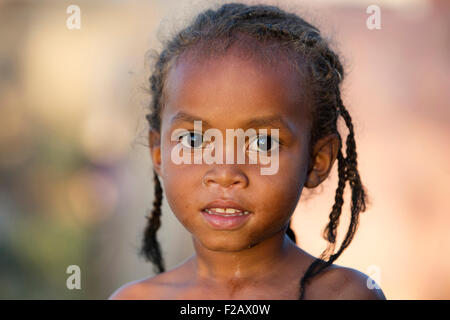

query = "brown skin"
[109,47,386,300]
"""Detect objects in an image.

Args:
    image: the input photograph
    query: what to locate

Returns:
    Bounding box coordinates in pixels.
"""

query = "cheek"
[162,164,197,218]
[253,174,302,221]
[251,151,307,222]
[159,145,204,230]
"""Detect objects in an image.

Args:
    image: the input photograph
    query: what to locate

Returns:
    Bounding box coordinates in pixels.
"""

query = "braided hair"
[141,3,368,300]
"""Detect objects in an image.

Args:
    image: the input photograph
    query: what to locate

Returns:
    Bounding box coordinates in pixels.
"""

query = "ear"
[149,129,162,177]
[305,134,340,188]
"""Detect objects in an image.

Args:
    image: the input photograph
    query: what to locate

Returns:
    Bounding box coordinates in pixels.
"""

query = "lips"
[202,199,251,215]
[201,199,252,230]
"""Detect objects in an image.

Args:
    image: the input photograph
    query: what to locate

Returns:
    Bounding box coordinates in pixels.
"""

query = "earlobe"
[304,134,340,189]
[149,129,162,177]
[305,168,320,188]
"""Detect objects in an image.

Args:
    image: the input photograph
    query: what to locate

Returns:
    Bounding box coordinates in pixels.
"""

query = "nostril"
[202,177,214,187]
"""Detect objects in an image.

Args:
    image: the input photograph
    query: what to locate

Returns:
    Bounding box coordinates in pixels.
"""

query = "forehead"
[161,44,311,129]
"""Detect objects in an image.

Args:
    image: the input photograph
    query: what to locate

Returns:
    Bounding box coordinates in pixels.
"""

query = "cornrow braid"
[142,2,368,299]
[140,170,165,273]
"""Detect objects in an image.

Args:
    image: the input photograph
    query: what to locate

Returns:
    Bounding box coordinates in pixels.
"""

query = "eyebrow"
[170,112,212,128]
[170,111,293,133]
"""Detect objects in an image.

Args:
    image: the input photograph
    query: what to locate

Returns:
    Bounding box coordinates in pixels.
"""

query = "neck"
[189,229,297,286]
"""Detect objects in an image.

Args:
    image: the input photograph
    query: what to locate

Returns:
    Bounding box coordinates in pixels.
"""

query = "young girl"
[110,2,386,300]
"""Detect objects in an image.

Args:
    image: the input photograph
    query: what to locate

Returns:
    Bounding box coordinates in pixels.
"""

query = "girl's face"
[150,48,316,252]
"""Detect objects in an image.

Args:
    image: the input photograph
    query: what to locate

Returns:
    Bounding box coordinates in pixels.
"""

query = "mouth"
[203,208,251,216]
[202,199,251,215]
[201,199,252,229]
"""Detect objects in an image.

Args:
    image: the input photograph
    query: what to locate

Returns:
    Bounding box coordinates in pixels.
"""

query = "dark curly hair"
[141,2,368,300]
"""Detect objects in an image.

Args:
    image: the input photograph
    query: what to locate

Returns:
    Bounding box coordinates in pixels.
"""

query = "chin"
[198,233,255,252]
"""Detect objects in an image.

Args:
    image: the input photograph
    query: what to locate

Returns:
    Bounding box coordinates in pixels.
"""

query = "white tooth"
[205,208,250,216]
[206,208,220,215]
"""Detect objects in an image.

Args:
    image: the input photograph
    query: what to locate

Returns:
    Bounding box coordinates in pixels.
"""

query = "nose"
[202,166,249,189]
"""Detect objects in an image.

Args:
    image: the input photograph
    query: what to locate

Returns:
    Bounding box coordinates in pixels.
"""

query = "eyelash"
[177,131,283,153]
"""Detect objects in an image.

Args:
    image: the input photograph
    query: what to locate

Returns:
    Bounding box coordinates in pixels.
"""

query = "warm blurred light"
[0,93,33,169]
[66,167,118,226]
[80,110,134,165]
[310,0,428,8]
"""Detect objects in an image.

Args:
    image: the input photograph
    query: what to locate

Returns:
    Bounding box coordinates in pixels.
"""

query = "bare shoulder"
[109,264,189,300]
[309,264,387,300]
[109,256,196,300]
[108,274,164,300]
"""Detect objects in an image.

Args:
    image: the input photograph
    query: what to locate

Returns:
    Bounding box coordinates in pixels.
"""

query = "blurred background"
[0,0,449,299]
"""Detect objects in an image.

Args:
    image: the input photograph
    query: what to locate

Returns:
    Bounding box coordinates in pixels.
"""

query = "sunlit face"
[151,46,313,251]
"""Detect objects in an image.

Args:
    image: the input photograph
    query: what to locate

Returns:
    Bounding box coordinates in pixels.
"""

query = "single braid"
[140,170,165,273]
